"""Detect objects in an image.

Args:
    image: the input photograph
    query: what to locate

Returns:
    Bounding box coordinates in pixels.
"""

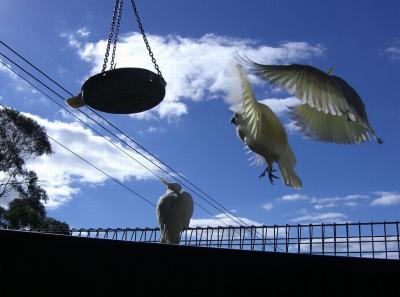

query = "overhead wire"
[0,60,234,231]
[0,41,276,246]
[0,49,248,229]
[0,60,219,221]
[0,40,248,228]
[48,134,156,208]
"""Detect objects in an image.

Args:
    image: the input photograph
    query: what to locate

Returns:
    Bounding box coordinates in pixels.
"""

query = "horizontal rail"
[5,220,399,260]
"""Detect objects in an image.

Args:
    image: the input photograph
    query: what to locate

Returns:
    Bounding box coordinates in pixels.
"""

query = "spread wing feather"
[243,59,383,144]
[247,62,351,116]
[237,65,263,139]
[290,105,371,144]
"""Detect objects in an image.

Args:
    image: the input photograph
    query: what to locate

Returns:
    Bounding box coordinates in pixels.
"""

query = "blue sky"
[0,0,399,228]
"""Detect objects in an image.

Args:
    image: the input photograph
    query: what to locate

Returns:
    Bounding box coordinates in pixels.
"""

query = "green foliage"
[6,198,46,229]
[0,206,7,227]
[41,217,70,235]
[0,107,69,232]
[3,199,70,233]
[0,107,52,199]
[15,171,48,203]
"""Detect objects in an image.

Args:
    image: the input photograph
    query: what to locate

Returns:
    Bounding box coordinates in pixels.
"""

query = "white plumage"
[156,180,194,244]
[244,60,383,144]
[231,65,302,189]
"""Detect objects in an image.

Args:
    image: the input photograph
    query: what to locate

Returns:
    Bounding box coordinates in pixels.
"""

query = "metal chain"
[110,0,124,70]
[102,0,121,72]
[130,0,163,79]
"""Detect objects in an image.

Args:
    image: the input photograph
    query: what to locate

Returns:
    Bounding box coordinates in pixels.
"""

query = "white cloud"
[259,96,301,115]
[261,202,274,211]
[190,213,262,228]
[60,32,81,49]
[371,192,400,206]
[280,193,308,202]
[290,212,347,223]
[307,191,400,209]
[281,191,398,223]
[309,193,370,209]
[60,27,91,49]
[21,112,166,209]
[294,236,399,259]
[0,60,18,80]
[344,194,369,200]
[384,38,400,60]
[64,32,324,121]
[77,27,90,38]
[0,60,38,94]
[313,203,337,210]
[139,126,166,135]
[343,202,358,207]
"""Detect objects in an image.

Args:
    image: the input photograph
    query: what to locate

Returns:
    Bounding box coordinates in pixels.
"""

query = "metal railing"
[66,221,400,260]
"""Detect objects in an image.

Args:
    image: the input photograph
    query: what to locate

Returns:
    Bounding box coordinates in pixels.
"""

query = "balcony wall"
[0,229,399,297]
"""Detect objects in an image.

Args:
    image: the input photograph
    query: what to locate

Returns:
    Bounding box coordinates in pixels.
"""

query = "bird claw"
[259,168,275,178]
[259,167,277,183]
[268,173,279,185]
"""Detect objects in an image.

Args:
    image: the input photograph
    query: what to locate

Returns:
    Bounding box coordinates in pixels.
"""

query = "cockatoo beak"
[327,67,334,76]
[160,177,169,186]
[231,115,236,125]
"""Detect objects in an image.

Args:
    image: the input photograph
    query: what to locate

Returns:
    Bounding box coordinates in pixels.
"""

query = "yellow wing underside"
[238,65,287,145]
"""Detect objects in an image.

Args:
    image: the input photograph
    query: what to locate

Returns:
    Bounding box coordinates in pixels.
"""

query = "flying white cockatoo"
[243,59,383,144]
[156,179,194,244]
[230,65,302,189]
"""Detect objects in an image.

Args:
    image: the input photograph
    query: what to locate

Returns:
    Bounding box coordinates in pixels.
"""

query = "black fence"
[67,221,400,260]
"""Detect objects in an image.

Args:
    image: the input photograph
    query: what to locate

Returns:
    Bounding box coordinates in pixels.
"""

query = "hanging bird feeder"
[66,0,166,114]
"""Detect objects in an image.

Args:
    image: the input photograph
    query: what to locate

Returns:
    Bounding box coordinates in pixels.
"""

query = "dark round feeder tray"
[81,68,166,114]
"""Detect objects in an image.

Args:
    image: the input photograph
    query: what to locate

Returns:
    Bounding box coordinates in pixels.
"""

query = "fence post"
[322,223,325,256]
[334,223,337,256]
[371,222,375,258]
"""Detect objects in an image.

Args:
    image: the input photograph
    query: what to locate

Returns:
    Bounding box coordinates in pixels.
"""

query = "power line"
[0,59,160,179]
[48,135,157,208]
[2,103,219,241]
[0,49,246,228]
[0,62,220,222]
[0,41,271,240]
[0,102,155,208]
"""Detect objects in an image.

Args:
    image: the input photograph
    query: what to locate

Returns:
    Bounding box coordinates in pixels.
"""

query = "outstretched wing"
[290,104,371,144]
[236,65,264,138]
[237,65,288,143]
[245,60,383,144]
[247,62,352,116]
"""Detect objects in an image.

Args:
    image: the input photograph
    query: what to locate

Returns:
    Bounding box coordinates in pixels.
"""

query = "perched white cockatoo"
[156,179,194,244]
[230,65,302,189]
[243,60,383,144]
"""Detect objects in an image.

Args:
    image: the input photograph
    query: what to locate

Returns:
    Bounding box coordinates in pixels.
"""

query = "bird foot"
[259,167,277,184]
[259,169,267,179]
[268,172,279,185]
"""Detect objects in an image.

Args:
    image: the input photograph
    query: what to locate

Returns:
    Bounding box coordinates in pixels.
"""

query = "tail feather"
[161,229,181,244]
[278,146,302,189]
